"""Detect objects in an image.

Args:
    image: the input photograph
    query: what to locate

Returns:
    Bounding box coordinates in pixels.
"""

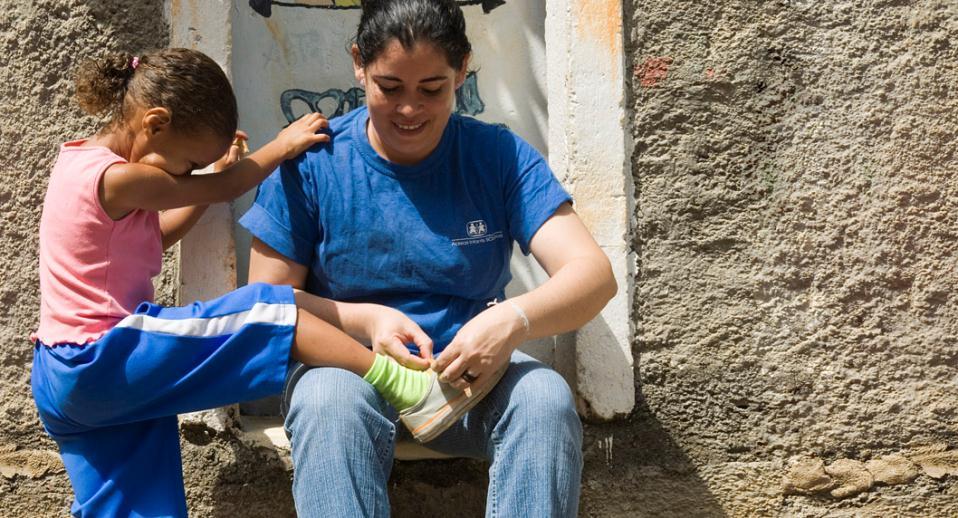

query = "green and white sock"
[362,354,432,411]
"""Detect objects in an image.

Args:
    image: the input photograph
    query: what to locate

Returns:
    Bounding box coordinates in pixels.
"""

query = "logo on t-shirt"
[467,220,488,237]
[453,219,502,247]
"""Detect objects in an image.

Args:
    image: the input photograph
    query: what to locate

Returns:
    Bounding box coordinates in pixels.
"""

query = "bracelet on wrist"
[507,300,531,336]
[487,298,530,336]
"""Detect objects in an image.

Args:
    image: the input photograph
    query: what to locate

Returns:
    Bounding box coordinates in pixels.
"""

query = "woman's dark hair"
[75,48,237,139]
[356,0,471,70]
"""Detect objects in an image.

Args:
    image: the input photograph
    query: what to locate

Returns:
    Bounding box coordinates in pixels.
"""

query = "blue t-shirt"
[239,107,571,353]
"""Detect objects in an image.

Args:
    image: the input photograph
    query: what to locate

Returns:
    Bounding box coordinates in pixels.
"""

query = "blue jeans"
[282,351,583,517]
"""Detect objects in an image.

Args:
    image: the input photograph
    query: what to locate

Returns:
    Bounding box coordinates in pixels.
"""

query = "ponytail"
[74,53,137,119]
[72,48,237,139]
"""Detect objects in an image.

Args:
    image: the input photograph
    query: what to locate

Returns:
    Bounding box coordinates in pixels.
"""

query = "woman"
[240,0,616,515]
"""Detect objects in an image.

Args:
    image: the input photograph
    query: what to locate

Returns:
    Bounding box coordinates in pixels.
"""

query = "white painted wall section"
[167,0,241,432]
[546,0,635,419]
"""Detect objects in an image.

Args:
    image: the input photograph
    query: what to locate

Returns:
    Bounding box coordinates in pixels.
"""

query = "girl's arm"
[159,206,208,250]
[100,114,328,218]
[158,137,246,250]
[249,237,434,370]
[433,203,617,388]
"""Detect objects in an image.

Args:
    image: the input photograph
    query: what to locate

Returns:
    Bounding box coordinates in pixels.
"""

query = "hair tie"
[131,56,140,70]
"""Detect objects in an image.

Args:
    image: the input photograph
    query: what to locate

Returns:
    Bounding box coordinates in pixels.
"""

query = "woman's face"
[354,39,468,165]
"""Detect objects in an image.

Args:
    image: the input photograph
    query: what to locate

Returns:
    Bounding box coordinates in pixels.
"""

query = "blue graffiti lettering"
[456,72,484,116]
[280,87,366,122]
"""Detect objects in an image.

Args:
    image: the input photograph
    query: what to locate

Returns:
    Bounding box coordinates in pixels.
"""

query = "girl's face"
[129,112,230,176]
[354,40,468,166]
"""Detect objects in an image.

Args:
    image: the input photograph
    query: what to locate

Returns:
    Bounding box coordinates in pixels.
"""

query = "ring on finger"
[460,371,479,383]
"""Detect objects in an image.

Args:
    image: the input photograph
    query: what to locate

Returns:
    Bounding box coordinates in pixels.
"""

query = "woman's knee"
[500,364,581,438]
[285,367,390,435]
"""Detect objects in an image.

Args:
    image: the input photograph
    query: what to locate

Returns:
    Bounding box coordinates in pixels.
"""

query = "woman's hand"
[433,302,527,390]
[361,304,434,371]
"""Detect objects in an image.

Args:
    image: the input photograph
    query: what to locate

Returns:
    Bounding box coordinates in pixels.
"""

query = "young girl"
[30,48,445,517]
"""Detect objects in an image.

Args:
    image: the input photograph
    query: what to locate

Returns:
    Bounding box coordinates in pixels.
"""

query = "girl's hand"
[213,131,249,172]
[276,112,330,159]
[433,303,526,389]
[362,304,434,371]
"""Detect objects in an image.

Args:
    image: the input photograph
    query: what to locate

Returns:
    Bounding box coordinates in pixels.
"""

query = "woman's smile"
[355,39,467,165]
[394,119,427,134]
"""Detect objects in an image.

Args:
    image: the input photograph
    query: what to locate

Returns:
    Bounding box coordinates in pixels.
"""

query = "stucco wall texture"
[0,1,179,516]
[618,0,958,516]
[3,1,958,517]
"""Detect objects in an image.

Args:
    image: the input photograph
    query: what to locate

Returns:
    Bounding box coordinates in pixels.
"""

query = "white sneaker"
[399,364,509,443]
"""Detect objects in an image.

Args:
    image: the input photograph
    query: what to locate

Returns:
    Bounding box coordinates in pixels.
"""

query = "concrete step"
[238,416,455,462]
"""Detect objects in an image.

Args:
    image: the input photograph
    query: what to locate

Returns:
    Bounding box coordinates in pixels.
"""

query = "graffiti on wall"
[280,71,485,123]
[250,0,505,18]
[281,87,365,122]
[455,72,485,116]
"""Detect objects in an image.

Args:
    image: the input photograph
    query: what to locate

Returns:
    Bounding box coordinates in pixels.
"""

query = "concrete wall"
[609,0,958,515]
[0,1,176,515]
[3,1,958,517]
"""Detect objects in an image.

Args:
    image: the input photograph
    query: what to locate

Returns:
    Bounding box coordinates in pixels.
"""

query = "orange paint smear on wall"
[264,18,291,62]
[574,0,623,59]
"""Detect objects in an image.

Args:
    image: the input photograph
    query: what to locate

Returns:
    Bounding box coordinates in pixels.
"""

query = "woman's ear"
[351,44,365,87]
[142,107,172,136]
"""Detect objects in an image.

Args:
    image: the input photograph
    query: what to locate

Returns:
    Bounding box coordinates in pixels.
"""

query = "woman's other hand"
[362,304,434,371]
[432,302,526,390]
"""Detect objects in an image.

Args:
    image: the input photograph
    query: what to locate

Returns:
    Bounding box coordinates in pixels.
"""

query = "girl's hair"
[356,0,471,70]
[74,48,237,138]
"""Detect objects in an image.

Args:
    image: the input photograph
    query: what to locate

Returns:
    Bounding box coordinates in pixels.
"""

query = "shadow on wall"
[389,458,488,516]
[177,425,298,517]
[622,151,723,514]
[186,424,489,516]
[579,388,728,517]
[621,116,724,517]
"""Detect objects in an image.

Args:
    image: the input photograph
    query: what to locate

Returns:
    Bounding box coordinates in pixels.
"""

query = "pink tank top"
[33,140,162,345]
